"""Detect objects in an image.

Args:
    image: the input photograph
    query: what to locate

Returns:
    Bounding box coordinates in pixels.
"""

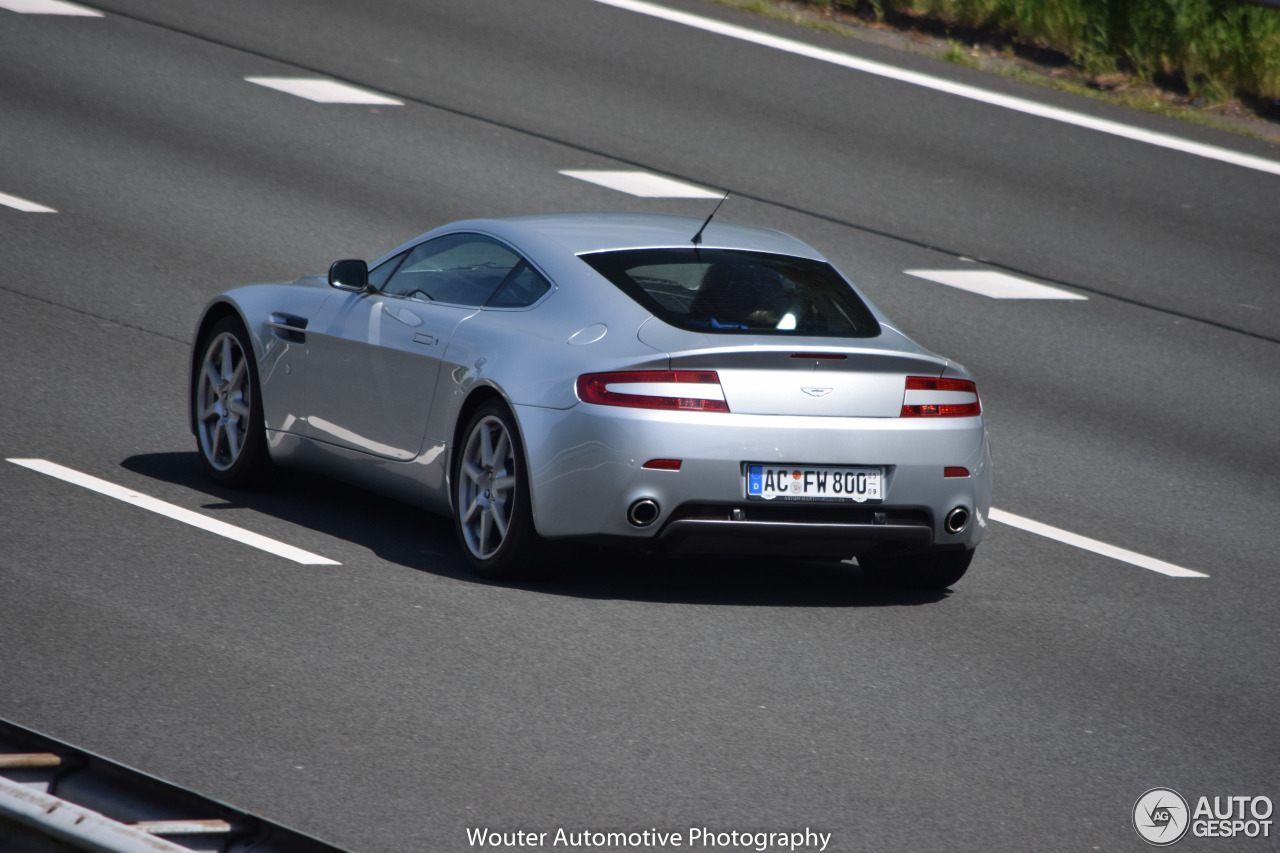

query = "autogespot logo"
[1134,788,1191,846]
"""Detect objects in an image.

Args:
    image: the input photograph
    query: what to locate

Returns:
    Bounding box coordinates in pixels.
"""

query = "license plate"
[746,465,883,502]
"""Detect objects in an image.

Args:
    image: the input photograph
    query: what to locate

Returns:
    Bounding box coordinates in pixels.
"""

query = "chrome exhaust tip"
[945,506,970,535]
[627,498,661,528]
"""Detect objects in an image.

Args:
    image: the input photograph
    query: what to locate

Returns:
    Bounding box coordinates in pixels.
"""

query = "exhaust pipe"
[945,506,970,535]
[628,498,661,528]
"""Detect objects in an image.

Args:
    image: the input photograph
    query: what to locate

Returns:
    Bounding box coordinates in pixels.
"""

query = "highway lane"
[67,0,1280,342]
[1,1,1277,851]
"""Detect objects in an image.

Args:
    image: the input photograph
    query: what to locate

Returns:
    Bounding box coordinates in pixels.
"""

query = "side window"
[367,252,407,291]
[486,261,552,309]
[382,233,520,307]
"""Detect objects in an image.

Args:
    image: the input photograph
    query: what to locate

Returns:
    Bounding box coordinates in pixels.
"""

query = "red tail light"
[901,376,981,417]
[576,371,730,413]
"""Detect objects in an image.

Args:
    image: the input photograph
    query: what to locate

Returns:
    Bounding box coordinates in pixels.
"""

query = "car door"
[303,233,522,460]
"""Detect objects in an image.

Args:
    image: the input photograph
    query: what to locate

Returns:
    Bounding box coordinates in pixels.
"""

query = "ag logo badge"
[1134,788,1190,846]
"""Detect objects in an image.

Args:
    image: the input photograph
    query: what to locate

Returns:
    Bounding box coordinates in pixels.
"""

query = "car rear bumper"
[516,402,992,555]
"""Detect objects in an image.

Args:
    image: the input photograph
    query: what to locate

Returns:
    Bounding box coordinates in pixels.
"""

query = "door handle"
[381,303,423,327]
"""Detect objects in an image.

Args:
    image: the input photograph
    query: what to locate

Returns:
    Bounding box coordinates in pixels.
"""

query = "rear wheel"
[859,548,974,590]
[453,401,542,580]
[193,316,271,487]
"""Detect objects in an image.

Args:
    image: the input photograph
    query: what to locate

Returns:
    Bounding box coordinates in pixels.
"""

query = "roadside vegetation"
[715,0,1280,139]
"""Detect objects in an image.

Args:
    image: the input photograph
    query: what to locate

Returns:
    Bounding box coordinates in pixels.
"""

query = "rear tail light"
[901,376,981,417]
[576,371,730,413]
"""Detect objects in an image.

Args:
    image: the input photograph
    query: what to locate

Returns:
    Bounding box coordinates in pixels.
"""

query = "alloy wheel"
[457,414,518,560]
[196,331,252,472]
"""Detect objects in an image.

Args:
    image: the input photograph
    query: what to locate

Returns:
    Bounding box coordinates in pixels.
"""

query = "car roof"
[443,212,828,260]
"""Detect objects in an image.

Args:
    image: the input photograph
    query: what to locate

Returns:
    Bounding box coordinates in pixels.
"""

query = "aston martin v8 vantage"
[189,212,991,586]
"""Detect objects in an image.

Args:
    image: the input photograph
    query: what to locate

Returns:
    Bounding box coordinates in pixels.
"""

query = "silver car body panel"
[191,212,992,555]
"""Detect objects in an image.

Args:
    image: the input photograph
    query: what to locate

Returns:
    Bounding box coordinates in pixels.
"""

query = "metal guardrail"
[0,719,353,853]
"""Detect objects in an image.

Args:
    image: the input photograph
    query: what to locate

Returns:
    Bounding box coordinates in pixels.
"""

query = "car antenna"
[691,191,730,246]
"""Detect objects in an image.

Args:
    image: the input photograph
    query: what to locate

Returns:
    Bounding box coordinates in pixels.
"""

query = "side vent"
[266,313,308,344]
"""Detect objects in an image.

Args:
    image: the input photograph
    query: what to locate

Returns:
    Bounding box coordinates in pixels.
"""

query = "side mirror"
[328,259,369,292]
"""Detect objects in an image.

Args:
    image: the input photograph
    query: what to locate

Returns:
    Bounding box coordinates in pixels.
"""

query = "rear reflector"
[643,459,683,471]
[944,467,971,478]
[901,377,981,417]
[577,371,730,413]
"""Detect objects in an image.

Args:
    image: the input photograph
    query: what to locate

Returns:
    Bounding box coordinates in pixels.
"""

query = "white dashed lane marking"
[560,170,722,198]
[7,459,341,566]
[906,269,1087,300]
[6,460,1204,578]
[0,192,57,213]
[0,0,101,14]
[990,508,1208,577]
[245,77,403,105]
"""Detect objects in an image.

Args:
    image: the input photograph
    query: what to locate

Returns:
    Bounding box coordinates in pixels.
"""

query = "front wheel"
[859,548,974,590]
[193,316,271,488]
[452,401,542,580]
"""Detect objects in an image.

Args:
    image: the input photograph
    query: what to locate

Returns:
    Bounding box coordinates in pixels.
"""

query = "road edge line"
[592,0,1280,178]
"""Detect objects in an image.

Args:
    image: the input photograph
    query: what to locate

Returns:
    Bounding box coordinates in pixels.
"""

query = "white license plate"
[746,465,883,502]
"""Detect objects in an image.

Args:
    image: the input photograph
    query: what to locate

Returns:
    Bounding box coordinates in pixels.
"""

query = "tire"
[859,548,974,590]
[452,400,543,580]
[193,316,271,488]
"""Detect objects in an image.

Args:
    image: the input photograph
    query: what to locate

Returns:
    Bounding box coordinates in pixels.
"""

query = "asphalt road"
[1,1,1277,851]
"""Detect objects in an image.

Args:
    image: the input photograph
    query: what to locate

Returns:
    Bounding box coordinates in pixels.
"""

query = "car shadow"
[121,452,948,608]
[515,550,949,607]
[120,451,471,580]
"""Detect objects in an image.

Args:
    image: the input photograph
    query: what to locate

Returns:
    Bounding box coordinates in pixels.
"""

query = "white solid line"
[989,507,1208,577]
[905,269,1087,300]
[245,77,402,105]
[0,0,102,15]
[590,0,1280,179]
[7,459,341,566]
[0,192,57,213]
[560,169,722,198]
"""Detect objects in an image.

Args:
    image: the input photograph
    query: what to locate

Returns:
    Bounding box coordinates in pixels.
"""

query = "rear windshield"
[580,248,880,338]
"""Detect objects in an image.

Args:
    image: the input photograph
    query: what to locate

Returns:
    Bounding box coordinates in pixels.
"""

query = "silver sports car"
[190,212,991,586]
